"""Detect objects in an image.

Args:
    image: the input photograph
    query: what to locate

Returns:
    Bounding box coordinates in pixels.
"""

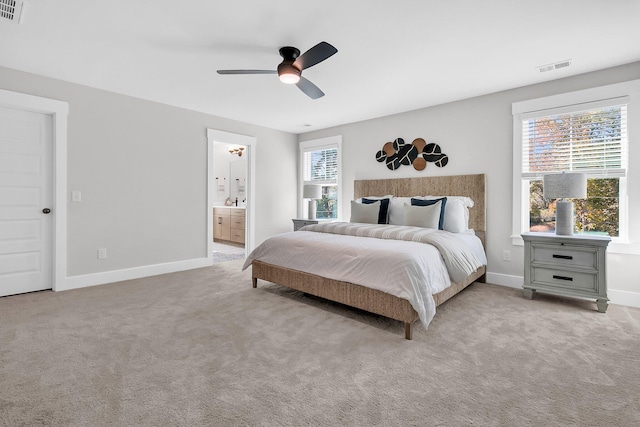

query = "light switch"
[71,190,82,202]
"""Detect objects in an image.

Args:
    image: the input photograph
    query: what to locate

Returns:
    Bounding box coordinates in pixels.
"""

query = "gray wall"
[0,65,297,277]
[2,61,638,300]
[300,62,640,297]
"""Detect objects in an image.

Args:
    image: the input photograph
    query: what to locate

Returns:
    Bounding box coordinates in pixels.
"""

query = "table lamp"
[543,172,587,235]
[303,184,322,220]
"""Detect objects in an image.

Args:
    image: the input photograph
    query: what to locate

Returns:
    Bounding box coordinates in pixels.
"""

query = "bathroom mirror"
[229,157,247,205]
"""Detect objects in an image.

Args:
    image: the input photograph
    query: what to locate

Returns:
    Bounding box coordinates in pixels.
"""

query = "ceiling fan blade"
[293,42,338,70]
[216,70,276,75]
[296,77,325,99]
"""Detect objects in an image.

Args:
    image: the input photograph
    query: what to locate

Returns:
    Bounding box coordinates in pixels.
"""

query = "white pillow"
[356,195,393,223]
[403,201,442,229]
[350,200,380,224]
[389,197,412,225]
[423,196,474,233]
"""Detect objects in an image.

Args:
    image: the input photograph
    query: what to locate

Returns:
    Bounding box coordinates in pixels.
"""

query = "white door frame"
[207,129,257,257]
[0,89,68,291]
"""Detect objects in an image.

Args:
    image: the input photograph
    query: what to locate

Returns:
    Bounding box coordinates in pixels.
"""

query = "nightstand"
[522,232,611,312]
[292,218,318,231]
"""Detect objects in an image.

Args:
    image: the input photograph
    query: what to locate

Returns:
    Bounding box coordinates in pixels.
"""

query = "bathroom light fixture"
[229,146,245,157]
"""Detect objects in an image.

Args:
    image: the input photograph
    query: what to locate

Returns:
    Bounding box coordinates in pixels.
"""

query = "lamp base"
[308,199,316,220]
[555,200,574,236]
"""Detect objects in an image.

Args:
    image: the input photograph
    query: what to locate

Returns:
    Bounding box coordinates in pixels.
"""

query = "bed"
[244,174,486,339]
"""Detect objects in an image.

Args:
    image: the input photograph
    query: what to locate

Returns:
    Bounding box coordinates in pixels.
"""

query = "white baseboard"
[484,271,640,309]
[485,272,523,289]
[60,257,212,291]
[608,289,640,309]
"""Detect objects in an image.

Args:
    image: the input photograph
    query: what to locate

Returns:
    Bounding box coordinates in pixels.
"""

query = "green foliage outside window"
[315,186,338,219]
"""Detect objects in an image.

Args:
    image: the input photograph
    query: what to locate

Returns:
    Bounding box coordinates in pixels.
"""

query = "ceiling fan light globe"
[277,62,301,84]
[279,73,301,84]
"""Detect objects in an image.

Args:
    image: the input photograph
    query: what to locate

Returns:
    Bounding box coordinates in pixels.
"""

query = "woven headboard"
[353,174,486,247]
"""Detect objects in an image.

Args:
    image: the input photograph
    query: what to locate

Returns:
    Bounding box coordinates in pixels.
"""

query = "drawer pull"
[553,275,573,281]
[553,254,573,260]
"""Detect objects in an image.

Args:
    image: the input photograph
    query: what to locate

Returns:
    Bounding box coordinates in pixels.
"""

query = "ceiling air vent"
[0,0,24,24]
[537,59,572,73]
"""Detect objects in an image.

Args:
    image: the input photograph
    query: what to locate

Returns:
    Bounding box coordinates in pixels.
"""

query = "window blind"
[302,147,338,185]
[522,104,627,179]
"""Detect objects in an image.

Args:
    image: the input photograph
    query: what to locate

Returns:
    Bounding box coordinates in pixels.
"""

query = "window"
[512,79,640,247]
[522,104,627,237]
[300,136,342,220]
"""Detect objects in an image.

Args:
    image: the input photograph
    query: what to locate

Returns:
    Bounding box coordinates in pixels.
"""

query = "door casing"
[207,129,257,258]
[0,89,69,291]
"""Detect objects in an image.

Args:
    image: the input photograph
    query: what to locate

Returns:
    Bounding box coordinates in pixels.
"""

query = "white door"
[0,106,53,296]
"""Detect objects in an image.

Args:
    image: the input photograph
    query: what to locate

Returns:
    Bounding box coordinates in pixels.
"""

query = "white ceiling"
[1,0,639,134]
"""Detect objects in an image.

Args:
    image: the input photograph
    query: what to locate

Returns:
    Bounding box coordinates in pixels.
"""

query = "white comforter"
[242,223,486,329]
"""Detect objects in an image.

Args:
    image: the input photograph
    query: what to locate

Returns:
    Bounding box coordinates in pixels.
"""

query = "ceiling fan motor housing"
[279,46,300,61]
[277,47,301,83]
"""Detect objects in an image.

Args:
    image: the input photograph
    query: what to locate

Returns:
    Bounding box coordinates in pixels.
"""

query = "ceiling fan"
[216,41,338,99]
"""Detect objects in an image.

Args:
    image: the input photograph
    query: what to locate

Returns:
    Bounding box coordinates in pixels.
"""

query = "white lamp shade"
[303,184,322,199]
[543,173,587,199]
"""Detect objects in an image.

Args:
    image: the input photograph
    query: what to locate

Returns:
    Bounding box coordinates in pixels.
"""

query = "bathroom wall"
[211,142,247,206]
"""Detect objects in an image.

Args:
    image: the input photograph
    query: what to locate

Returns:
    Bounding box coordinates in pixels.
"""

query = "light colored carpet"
[212,241,246,264]
[1,260,639,426]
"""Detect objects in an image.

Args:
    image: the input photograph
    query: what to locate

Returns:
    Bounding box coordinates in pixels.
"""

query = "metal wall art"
[375,138,448,171]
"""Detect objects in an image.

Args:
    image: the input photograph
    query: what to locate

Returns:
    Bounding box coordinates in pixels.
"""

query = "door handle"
[42,208,51,214]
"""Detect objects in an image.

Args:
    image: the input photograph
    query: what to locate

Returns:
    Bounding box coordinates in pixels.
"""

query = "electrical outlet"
[502,250,511,262]
[98,248,107,259]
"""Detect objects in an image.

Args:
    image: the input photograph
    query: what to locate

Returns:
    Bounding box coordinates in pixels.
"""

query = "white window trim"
[299,135,343,220]
[512,79,640,254]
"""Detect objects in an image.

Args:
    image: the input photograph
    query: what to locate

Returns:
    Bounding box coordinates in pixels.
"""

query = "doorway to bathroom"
[207,129,256,263]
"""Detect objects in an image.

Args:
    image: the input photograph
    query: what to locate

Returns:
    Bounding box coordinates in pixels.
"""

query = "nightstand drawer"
[532,267,597,291]
[531,244,596,269]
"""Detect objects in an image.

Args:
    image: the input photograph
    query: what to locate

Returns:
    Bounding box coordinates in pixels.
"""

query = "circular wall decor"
[375,137,448,171]
[413,157,427,171]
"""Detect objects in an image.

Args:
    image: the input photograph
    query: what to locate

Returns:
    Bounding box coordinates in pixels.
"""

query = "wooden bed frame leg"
[404,322,413,340]
[252,277,257,288]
